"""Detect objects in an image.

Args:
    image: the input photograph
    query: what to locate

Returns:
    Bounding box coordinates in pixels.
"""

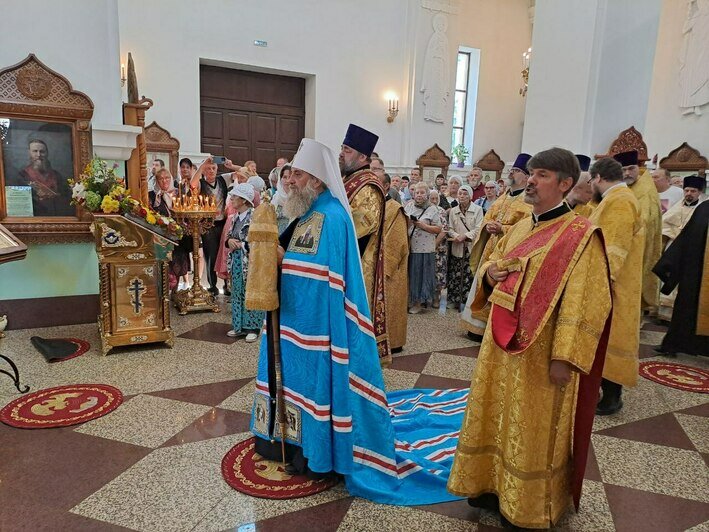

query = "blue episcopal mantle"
[251,189,465,505]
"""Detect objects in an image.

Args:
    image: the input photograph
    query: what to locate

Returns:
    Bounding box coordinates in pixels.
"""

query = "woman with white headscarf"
[225,183,264,342]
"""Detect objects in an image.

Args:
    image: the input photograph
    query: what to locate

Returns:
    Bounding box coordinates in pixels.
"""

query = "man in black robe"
[652,199,709,356]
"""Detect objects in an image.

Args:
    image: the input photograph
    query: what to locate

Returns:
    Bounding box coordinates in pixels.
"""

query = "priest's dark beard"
[282,184,318,219]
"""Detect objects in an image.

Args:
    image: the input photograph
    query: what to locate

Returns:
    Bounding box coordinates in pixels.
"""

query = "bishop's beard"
[282,183,318,220]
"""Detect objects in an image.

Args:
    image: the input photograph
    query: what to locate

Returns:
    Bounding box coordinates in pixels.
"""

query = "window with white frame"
[451,47,481,159]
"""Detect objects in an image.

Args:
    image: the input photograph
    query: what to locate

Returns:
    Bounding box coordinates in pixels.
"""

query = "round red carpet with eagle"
[639,362,708,393]
[0,384,123,428]
[221,437,339,499]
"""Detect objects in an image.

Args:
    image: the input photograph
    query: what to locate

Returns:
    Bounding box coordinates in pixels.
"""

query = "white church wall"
[408,0,532,167]
[0,0,123,125]
[116,0,412,167]
[116,0,531,170]
[522,0,662,159]
[588,0,662,156]
[644,0,709,161]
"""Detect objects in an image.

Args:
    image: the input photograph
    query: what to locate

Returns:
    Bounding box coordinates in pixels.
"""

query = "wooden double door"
[200,65,305,178]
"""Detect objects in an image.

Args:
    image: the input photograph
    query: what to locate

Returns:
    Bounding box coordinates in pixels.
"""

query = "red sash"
[490,216,592,354]
[344,169,390,363]
[489,213,610,510]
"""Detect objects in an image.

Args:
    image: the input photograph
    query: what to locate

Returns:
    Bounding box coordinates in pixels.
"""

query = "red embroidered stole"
[488,212,609,509]
[489,214,593,354]
[344,169,390,363]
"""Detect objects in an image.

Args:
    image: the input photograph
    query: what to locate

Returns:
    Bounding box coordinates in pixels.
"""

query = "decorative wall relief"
[679,0,709,116]
[420,13,450,123]
[421,0,460,14]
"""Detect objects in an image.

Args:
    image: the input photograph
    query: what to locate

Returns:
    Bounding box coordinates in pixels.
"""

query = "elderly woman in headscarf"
[269,163,292,234]
[149,168,190,290]
[224,183,264,342]
[404,182,443,314]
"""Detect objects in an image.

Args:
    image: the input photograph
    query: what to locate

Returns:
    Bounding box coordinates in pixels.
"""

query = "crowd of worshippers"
[145,125,707,528]
[147,132,707,371]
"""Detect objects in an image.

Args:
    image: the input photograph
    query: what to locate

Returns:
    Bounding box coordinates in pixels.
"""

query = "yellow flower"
[145,213,157,225]
[100,195,120,214]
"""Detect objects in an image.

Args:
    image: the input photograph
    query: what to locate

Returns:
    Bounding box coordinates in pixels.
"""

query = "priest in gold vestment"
[448,148,612,529]
[382,194,409,351]
[614,150,662,312]
[589,157,644,415]
[339,124,389,365]
[565,155,595,218]
[460,153,532,340]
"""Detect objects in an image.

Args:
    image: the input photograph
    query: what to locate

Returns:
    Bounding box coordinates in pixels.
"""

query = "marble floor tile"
[415,373,471,390]
[1,422,150,531]
[71,433,250,532]
[592,434,709,502]
[553,480,614,531]
[596,412,696,450]
[148,377,252,406]
[423,352,476,382]
[439,345,481,357]
[74,394,211,448]
[675,413,709,453]
[638,329,666,346]
[252,497,354,532]
[337,498,478,531]
[218,379,256,413]
[603,484,709,532]
[404,310,474,355]
[192,479,350,531]
[178,321,238,344]
[382,368,420,391]
[389,352,432,373]
[160,407,252,447]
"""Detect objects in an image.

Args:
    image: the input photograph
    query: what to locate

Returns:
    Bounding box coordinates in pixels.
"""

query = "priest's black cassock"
[652,201,709,356]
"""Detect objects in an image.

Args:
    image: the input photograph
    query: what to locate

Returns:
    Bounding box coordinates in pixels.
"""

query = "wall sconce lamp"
[519,47,531,97]
[386,92,399,123]
[120,62,127,87]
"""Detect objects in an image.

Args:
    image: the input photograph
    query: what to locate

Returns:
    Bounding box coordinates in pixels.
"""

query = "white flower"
[72,182,86,199]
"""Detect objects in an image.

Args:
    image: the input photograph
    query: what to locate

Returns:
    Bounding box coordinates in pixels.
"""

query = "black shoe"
[207,286,218,295]
[596,379,623,416]
[596,399,623,416]
[653,344,677,357]
[223,288,231,296]
[391,347,403,354]
[467,493,499,511]
[467,331,483,342]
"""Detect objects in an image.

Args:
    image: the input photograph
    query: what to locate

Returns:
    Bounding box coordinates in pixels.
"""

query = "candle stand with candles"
[171,194,221,315]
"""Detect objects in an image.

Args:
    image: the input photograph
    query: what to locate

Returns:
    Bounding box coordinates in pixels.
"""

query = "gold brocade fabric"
[462,192,531,335]
[348,183,384,306]
[590,186,644,387]
[630,171,662,310]
[383,200,409,349]
[572,203,595,218]
[448,215,611,529]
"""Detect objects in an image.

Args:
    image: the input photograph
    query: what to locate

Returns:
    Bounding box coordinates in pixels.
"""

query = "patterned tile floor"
[1,300,708,531]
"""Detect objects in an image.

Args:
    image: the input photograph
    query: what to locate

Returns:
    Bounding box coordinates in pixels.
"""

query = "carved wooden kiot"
[658,142,707,176]
[474,149,505,180]
[0,54,94,243]
[416,144,451,178]
[594,126,649,165]
[145,121,180,178]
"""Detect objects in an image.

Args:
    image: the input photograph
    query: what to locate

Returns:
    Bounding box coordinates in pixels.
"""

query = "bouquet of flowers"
[68,157,184,240]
